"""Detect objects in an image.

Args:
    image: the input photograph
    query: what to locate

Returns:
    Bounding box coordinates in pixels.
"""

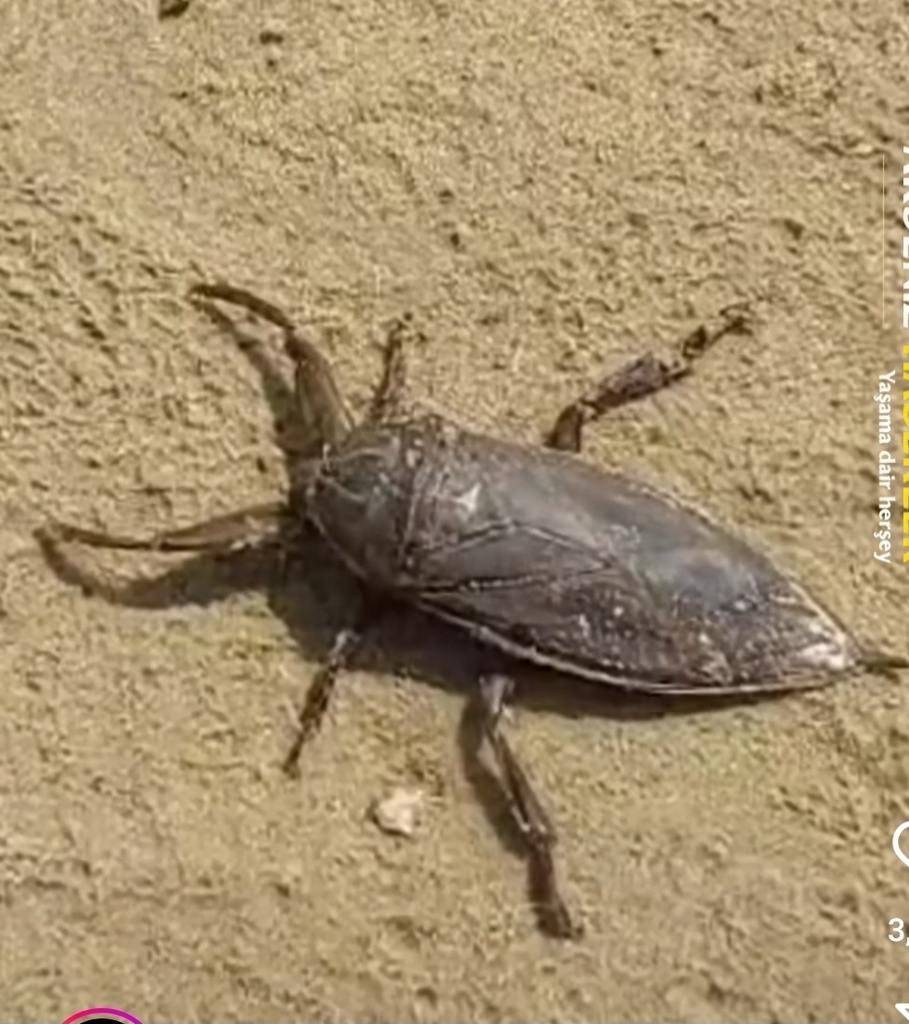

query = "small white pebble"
[371,788,424,838]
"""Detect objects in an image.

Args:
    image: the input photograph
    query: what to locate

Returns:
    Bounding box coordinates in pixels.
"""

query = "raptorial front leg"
[36,502,289,554]
[545,303,751,452]
[282,596,381,776]
[478,674,582,940]
[189,281,354,451]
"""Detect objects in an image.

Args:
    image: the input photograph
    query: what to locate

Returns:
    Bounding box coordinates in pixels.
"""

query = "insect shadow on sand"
[36,285,905,941]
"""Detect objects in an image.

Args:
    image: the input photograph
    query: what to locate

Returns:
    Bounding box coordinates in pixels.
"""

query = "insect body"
[38,283,905,939]
[313,414,856,694]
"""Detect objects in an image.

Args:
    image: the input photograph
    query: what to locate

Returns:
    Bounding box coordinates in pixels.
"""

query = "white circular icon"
[893,822,909,869]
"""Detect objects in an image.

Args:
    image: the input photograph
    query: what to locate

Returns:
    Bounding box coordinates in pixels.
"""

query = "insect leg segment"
[290,347,354,453]
[545,302,752,452]
[365,317,410,425]
[479,675,556,838]
[282,626,360,776]
[189,281,355,451]
[478,674,581,939]
[282,595,381,777]
[36,502,289,554]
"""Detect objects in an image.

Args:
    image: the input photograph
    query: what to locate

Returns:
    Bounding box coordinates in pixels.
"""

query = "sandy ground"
[2,0,909,1021]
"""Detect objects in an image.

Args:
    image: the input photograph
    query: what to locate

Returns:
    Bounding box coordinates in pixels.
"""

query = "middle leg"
[282,592,385,776]
[364,312,427,425]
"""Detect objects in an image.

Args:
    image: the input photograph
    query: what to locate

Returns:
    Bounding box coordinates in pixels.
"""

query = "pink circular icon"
[62,1009,143,1024]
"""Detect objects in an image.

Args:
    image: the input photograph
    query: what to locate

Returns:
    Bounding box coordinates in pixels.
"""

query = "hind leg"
[476,673,581,940]
[545,303,751,452]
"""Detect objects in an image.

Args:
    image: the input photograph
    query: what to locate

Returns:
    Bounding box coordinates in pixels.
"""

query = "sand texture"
[2,1,909,1021]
